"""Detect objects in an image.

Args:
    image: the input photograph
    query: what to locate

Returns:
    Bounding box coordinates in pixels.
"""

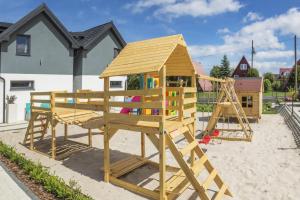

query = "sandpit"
[0,113,299,200]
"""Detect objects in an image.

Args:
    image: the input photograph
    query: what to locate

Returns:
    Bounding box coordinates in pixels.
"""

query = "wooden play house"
[100,35,232,200]
[222,77,263,121]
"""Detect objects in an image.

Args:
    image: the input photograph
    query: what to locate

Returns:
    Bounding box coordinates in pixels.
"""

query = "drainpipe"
[0,76,5,123]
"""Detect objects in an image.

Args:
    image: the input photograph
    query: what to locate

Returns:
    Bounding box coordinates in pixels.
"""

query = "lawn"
[263,102,278,114]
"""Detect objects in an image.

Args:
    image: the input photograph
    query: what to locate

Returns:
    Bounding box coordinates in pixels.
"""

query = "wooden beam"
[103,77,110,183]
[159,65,167,200]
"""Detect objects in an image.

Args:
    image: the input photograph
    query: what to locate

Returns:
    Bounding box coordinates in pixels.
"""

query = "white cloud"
[190,8,300,58]
[254,61,288,73]
[126,0,243,18]
[217,27,230,34]
[243,12,263,23]
[255,50,294,60]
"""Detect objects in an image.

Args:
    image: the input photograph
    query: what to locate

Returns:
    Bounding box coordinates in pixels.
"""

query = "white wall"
[79,75,127,92]
[0,79,4,123]
[1,73,73,121]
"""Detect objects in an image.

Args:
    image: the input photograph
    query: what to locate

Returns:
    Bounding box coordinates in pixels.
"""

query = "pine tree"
[220,55,231,78]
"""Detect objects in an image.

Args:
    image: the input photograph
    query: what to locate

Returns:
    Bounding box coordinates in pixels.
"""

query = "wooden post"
[103,77,110,182]
[50,92,56,159]
[64,124,68,141]
[141,74,147,158]
[88,128,92,147]
[29,94,34,150]
[190,74,196,166]
[159,66,166,200]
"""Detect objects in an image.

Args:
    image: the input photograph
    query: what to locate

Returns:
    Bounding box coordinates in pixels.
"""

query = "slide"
[120,96,141,114]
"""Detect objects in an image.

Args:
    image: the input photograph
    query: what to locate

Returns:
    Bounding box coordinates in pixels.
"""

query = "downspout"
[0,76,5,123]
[0,43,5,123]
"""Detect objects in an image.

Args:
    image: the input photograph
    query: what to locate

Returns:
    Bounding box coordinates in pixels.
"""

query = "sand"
[0,113,299,200]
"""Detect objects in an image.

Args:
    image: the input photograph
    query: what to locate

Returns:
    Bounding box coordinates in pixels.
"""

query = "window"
[240,63,247,70]
[10,80,34,91]
[114,48,121,58]
[110,81,122,88]
[16,35,30,56]
[241,96,253,108]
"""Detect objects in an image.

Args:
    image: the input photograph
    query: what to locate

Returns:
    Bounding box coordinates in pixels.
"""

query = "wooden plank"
[203,169,217,190]
[108,122,159,134]
[31,106,50,111]
[111,158,147,178]
[55,102,104,111]
[55,92,104,98]
[31,92,52,95]
[183,98,197,105]
[180,141,198,157]
[103,77,110,183]
[212,184,227,200]
[110,177,160,200]
[107,88,162,97]
[31,99,51,103]
[183,87,197,93]
[109,101,162,109]
[107,113,162,122]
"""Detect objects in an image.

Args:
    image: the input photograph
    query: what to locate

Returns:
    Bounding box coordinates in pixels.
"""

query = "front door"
[0,79,4,123]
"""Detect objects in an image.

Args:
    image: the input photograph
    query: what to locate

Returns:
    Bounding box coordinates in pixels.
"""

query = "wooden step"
[180,140,198,157]
[203,169,217,190]
[169,126,189,139]
[212,184,227,200]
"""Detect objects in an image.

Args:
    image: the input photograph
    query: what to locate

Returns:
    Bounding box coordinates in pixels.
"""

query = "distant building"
[193,61,212,91]
[231,56,251,78]
[279,68,293,79]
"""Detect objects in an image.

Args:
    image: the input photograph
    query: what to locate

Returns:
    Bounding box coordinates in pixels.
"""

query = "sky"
[0,0,300,75]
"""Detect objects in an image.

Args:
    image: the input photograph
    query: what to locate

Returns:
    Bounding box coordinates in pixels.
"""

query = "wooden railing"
[30,91,105,114]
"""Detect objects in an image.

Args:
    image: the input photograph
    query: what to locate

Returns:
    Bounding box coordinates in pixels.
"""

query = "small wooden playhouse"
[100,34,232,200]
[222,77,263,121]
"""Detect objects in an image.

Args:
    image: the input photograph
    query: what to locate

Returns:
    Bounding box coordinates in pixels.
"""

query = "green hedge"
[0,141,92,200]
[197,103,213,112]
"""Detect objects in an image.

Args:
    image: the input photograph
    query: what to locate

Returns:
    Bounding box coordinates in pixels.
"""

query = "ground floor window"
[241,96,253,108]
[10,80,34,91]
[110,80,122,88]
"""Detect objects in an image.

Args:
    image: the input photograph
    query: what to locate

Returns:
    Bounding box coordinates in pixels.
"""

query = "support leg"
[29,119,34,150]
[51,121,56,159]
[88,129,92,147]
[64,124,68,141]
[141,132,145,158]
[159,132,166,200]
[104,127,110,182]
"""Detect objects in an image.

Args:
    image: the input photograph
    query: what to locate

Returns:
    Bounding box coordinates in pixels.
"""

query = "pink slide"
[120,96,141,114]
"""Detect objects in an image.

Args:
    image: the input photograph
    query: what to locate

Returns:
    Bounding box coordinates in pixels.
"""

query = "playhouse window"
[16,35,30,56]
[240,64,247,70]
[242,96,253,108]
[110,81,122,88]
[10,80,34,91]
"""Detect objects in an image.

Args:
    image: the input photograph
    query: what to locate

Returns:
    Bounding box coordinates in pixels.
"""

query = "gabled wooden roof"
[100,34,194,78]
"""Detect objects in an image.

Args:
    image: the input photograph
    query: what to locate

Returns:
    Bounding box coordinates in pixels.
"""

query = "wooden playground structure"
[23,90,105,159]
[197,75,253,142]
[23,34,256,199]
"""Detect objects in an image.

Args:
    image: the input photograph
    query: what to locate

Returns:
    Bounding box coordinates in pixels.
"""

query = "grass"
[197,103,213,112]
[263,102,278,114]
[263,91,294,97]
[0,141,93,200]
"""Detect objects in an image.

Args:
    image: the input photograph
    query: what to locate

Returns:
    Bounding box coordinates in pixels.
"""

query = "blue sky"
[0,0,300,75]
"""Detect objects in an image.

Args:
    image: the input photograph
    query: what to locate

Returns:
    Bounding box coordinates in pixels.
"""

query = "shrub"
[0,141,92,200]
[264,79,272,92]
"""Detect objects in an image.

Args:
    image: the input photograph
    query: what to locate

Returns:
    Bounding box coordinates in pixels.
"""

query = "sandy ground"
[0,113,299,200]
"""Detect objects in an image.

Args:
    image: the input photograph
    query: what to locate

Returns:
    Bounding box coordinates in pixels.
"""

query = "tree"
[219,55,231,78]
[264,79,272,92]
[263,72,275,83]
[210,65,221,78]
[127,75,141,90]
[287,66,300,90]
[272,81,282,91]
[247,68,259,77]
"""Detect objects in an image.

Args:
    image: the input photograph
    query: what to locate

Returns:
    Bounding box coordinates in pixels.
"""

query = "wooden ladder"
[165,125,232,200]
[23,113,50,145]
[224,81,253,138]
